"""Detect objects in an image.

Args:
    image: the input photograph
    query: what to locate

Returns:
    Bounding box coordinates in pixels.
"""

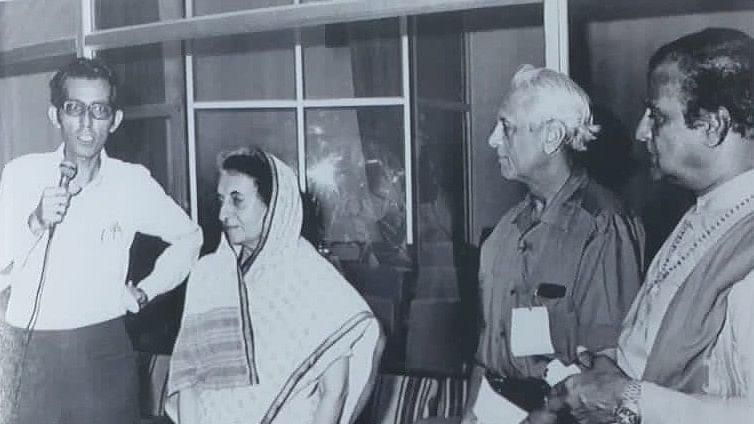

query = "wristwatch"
[614,379,641,424]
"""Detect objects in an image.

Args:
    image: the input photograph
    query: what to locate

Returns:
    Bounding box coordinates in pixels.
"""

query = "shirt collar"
[54,143,111,188]
[695,167,754,214]
[540,170,587,225]
[512,170,588,231]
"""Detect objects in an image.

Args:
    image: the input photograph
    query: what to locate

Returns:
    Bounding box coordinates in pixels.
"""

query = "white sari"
[167,153,381,424]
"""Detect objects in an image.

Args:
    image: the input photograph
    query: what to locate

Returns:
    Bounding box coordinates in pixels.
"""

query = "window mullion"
[185,0,199,222]
[401,16,413,245]
[295,28,307,191]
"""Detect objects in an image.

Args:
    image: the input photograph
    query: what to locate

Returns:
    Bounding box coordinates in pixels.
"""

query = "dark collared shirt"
[476,172,645,379]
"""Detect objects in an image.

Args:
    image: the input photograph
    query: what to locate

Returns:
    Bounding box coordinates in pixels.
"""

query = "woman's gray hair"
[511,64,600,152]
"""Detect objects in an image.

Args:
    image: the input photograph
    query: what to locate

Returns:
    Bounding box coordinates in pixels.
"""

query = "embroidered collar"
[655,192,754,284]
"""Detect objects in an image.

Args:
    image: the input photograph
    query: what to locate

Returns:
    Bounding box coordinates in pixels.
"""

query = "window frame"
[73,0,571,245]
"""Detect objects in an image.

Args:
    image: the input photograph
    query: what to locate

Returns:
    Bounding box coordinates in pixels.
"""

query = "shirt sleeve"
[129,166,203,301]
[640,382,754,424]
[474,218,508,369]
[571,212,645,353]
[639,272,754,424]
[0,160,45,291]
[474,235,494,367]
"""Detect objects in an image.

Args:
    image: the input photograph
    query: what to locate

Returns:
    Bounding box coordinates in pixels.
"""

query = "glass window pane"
[1,0,78,49]
[305,106,408,267]
[195,110,297,252]
[95,0,183,30]
[193,0,292,16]
[414,13,465,103]
[302,19,401,99]
[100,44,167,106]
[414,107,466,298]
[192,31,295,101]
[107,118,170,193]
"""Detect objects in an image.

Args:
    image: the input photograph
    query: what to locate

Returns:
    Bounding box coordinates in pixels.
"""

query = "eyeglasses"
[61,100,114,120]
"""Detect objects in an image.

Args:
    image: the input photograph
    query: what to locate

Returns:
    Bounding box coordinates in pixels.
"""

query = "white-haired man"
[436,65,645,424]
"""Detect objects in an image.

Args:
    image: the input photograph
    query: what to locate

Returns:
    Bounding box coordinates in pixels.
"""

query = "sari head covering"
[167,150,381,423]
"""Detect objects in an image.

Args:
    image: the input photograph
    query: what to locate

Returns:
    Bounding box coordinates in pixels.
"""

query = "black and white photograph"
[1,0,753,423]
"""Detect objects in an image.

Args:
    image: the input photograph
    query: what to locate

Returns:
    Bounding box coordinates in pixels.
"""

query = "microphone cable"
[11,161,77,412]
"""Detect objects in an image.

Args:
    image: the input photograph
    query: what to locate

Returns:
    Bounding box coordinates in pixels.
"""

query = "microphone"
[50,161,78,234]
[58,160,77,191]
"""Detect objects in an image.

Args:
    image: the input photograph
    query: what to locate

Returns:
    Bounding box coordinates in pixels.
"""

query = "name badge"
[510,306,555,357]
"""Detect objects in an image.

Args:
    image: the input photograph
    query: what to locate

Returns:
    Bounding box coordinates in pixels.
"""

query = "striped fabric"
[368,374,467,424]
[140,358,466,424]
[169,307,256,388]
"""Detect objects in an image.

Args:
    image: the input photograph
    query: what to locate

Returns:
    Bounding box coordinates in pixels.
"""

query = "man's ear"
[48,106,61,128]
[696,106,731,147]
[109,109,124,133]
[543,119,566,155]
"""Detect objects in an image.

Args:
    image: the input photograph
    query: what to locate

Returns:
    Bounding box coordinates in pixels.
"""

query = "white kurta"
[617,168,754,424]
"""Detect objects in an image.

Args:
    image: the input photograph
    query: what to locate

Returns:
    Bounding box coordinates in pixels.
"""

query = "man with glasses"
[0,57,202,423]
[439,65,645,424]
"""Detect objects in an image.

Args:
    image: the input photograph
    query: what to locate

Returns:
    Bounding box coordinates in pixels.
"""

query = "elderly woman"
[166,148,382,424]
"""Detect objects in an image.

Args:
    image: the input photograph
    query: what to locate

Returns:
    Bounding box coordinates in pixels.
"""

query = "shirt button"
[518,239,529,252]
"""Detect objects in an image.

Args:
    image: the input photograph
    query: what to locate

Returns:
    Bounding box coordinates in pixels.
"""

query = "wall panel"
[467,11,545,242]
[581,10,754,255]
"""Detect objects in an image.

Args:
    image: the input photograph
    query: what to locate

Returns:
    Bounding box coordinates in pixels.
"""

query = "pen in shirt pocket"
[101,222,123,242]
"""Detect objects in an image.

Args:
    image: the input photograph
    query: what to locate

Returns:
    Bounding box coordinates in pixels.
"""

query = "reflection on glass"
[415,108,465,268]
[305,107,408,268]
[99,45,167,106]
[414,109,466,301]
[302,19,401,99]
[107,118,170,193]
[192,31,296,101]
[95,0,183,30]
[414,14,465,102]
[193,0,292,16]
[412,13,468,299]
[196,110,297,252]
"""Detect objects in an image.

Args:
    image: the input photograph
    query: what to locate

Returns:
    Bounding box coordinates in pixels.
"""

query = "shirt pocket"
[529,234,586,303]
[528,228,591,359]
[91,219,132,264]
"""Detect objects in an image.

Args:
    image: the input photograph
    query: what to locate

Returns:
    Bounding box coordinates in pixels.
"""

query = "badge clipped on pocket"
[510,306,555,357]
